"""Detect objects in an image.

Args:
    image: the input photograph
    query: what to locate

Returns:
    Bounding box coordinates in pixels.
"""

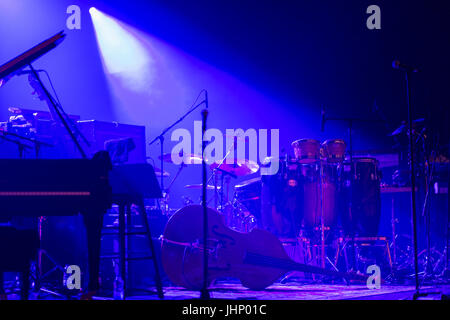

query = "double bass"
[161,205,366,290]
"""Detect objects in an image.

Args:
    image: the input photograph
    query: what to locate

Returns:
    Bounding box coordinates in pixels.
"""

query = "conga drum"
[342,158,382,236]
[301,163,340,229]
[291,139,321,164]
[321,139,346,164]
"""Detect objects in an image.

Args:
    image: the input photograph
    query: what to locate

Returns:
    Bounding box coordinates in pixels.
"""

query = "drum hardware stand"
[417,134,448,282]
[319,161,326,268]
[338,236,393,280]
[161,162,187,213]
[207,138,237,212]
[420,149,437,281]
[322,115,385,271]
[214,169,234,211]
[311,226,342,279]
[441,167,450,279]
[317,164,341,273]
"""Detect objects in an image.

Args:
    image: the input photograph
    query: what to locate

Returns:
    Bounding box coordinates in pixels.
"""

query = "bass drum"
[341,158,381,236]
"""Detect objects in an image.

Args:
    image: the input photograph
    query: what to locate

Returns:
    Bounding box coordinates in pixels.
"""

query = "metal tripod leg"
[138,202,164,299]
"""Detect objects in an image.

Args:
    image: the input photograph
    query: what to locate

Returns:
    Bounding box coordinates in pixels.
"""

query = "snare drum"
[321,139,346,163]
[292,139,321,164]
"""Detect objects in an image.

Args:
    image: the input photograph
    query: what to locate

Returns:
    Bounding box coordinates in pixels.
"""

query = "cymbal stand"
[207,138,238,211]
[420,145,437,281]
[162,163,186,213]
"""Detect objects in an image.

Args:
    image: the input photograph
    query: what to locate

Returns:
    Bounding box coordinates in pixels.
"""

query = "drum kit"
[151,151,261,231]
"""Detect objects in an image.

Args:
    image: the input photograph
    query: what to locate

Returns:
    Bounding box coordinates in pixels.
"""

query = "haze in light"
[90,7,155,92]
[88,7,315,150]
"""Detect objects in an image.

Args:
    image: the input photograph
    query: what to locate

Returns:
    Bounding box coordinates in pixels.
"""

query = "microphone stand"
[0,129,53,159]
[200,94,210,300]
[28,63,87,159]
[402,70,420,299]
[149,96,207,193]
[147,91,209,299]
[0,132,33,158]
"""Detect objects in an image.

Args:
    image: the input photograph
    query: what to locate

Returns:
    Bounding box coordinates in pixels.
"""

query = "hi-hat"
[184,184,221,190]
[158,152,204,164]
[153,166,170,177]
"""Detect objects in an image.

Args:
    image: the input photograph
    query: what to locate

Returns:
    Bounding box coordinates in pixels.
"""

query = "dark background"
[95,0,450,147]
[0,0,449,208]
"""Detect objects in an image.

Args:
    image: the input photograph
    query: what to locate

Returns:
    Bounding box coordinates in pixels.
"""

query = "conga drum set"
[290,138,382,237]
[257,138,382,268]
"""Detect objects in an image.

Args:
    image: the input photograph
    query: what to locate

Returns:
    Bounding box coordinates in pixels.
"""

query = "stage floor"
[3,279,449,300]
[114,280,449,300]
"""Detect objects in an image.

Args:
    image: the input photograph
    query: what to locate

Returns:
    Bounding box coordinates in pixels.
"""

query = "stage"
[0,1,449,303]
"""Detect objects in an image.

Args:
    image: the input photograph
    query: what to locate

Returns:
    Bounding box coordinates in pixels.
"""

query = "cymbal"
[154,167,170,177]
[184,184,221,190]
[390,118,425,136]
[210,159,259,177]
[235,177,261,189]
[158,152,204,164]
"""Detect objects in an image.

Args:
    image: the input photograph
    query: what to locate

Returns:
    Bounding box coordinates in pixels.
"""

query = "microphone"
[392,60,419,73]
[204,90,209,109]
[321,108,326,132]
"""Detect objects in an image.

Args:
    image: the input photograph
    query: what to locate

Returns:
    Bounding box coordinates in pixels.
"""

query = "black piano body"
[0,152,112,293]
[0,157,112,218]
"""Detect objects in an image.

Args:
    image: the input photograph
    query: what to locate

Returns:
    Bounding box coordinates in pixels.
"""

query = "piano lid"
[0,31,66,80]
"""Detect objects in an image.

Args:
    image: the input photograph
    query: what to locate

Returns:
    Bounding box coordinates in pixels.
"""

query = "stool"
[101,196,164,299]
